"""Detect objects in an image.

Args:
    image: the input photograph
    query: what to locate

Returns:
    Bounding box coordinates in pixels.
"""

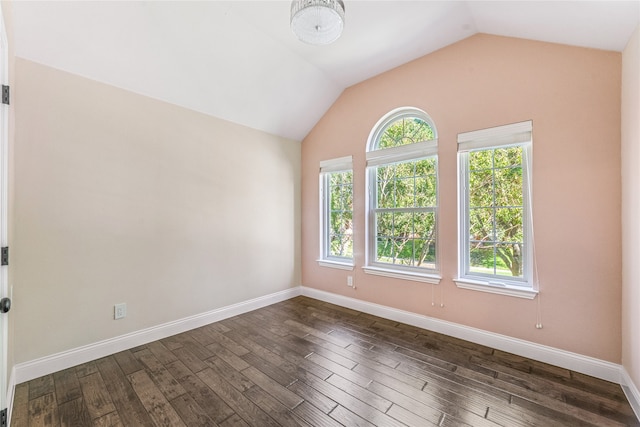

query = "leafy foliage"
[328,171,353,258]
[378,118,434,149]
[468,146,524,277]
[373,118,436,269]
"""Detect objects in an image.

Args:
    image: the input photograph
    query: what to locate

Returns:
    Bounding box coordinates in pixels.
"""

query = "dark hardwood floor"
[10,296,639,426]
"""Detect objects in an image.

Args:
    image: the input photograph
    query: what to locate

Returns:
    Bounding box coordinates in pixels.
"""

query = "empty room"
[0,0,638,426]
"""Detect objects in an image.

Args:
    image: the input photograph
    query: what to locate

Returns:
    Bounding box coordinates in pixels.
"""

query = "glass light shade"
[291,0,345,45]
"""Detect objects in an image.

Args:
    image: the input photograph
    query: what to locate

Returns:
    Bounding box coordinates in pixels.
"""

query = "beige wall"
[302,34,623,362]
[12,59,301,363]
[622,26,640,389]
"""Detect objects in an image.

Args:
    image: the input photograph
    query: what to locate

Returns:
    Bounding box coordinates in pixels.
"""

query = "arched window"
[364,108,440,283]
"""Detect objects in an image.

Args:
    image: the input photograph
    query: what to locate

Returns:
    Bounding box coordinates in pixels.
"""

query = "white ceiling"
[10,1,640,141]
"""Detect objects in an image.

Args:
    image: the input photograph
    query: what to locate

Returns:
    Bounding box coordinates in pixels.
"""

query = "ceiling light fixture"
[290,0,345,45]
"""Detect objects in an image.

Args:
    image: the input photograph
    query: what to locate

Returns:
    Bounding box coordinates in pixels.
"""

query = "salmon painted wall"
[301,34,622,362]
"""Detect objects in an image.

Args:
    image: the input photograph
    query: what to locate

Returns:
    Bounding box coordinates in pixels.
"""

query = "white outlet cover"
[114,303,127,320]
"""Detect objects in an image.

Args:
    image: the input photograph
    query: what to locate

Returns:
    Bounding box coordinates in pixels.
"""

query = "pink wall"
[301,34,622,362]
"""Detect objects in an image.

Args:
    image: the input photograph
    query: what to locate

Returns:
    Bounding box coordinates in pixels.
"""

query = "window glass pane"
[377,237,393,263]
[394,162,414,179]
[376,211,393,238]
[376,211,400,264]
[469,207,494,243]
[469,150,492,170]
[495,243,523,277]
[324,169,353,260]
[414,239,436,268]
[330,212,342,234]
[343,185,353,211]
[495,207,523,242]
[330,172,343,186]
[330,185,340,210]
[415,157,436,176]
[330,234,352,258]
[395,177,415,208]
[375,211,436,269]
[379,133,397,149]
[469,169,493,207]
[414,212,436,268]
[377,165,395,209]
[463,141,529,282]
[494,146,522,168]
[415,175,436,207]
[494,167,523,207]
[377,118,434,149]
[469,243,495,275]
[342,237,354,258]
[414,212,436,241]
[394,238,414,265]
[394,212,413,237]
[406,118,434,143]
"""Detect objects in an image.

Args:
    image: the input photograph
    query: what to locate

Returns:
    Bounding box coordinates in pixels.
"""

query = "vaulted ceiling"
[10,1,640,141]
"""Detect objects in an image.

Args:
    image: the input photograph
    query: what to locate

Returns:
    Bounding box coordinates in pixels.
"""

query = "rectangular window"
[319,156,354,269]
[373,157,437,270]
[457,121,536,298]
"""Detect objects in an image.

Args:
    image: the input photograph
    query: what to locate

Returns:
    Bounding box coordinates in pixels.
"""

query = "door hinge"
[0,408,7,427]
[1,85,9,105]
[1,247,8,266]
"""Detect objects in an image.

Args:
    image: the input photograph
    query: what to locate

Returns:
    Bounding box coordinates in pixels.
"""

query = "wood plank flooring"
[10,296,639,426]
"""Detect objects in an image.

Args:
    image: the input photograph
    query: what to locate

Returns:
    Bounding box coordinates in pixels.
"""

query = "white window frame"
[456,121,537,299]
[318,156,354,270]
[0,2,8,415]
[364,107,441,284]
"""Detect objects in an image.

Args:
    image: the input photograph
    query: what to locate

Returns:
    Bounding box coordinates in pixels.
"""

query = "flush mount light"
[290,0,345,45]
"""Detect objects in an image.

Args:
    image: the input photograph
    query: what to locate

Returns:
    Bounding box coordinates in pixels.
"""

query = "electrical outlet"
[114,303,127,320]
[347,276,353,287]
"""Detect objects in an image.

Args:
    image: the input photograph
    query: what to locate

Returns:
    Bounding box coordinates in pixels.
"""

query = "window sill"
[454,278,538,299]
[363,266,441,284]
[317,260,354,271]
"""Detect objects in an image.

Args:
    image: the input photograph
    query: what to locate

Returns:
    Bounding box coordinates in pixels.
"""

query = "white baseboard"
[622,367,640,421]
[10,284,637,423]
[5,366,15,426]
[301,286,622,384]
[14,287,301,384]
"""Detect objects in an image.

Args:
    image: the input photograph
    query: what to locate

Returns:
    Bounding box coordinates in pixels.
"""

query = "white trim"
[622,367,640,421]
[317,259,354,270]
[300,287,622,384]
[5,366,14,426]
[9,286,638,423]
[363,266,441,284]
[0,1,9,415]
[454,278,538,299]
[366,139,438,166]
[457,120,532,152]
[319,164,354,263]
[320,155,353,173]
[14,287,301,384]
